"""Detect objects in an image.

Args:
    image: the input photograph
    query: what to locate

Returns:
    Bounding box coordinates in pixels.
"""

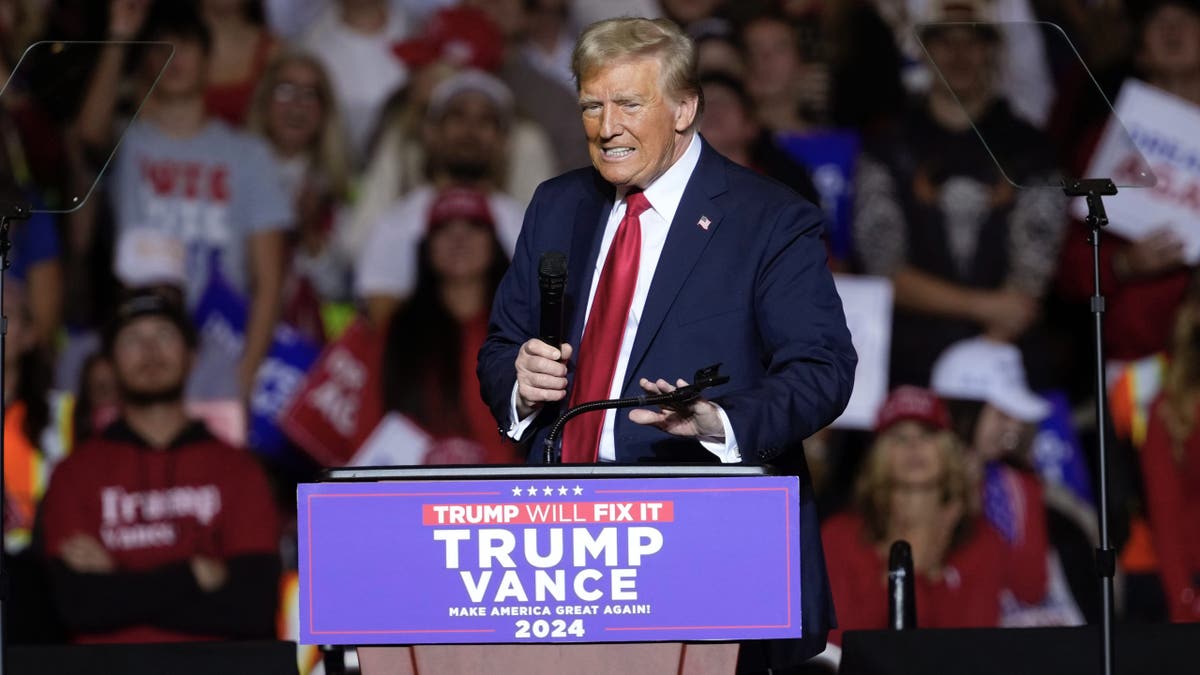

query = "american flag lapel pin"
[697,215,711,231]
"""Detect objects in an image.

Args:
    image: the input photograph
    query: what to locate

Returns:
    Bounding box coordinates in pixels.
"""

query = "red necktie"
[561,191,650,463]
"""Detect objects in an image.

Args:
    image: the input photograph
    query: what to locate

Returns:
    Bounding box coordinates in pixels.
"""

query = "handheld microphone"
[538,251,567,349]
[888,540,917,630]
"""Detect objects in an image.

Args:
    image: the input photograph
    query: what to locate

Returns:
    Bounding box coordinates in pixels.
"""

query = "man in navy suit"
[477,17,856,668]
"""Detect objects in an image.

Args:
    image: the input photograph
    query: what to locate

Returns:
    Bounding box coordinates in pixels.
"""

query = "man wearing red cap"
[355,69,528,326]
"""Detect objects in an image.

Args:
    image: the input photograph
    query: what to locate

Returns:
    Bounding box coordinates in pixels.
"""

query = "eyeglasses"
[272,81,322,105]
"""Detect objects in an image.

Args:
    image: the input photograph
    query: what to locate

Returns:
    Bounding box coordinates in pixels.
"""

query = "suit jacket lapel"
[565,171,614,350]
[621,142,728,392]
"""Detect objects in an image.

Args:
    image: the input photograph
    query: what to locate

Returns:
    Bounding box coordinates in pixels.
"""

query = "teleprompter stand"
[1062,178,1120,675]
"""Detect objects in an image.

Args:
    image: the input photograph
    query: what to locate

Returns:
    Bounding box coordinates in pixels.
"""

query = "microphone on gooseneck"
[888,540,917,630]
[538,251,567,349]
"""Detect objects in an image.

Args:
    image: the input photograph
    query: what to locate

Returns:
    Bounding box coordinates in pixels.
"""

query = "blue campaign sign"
[191,264,320,456]
[251,325,321,455]
[298,475,802,645]
[1032,390,1094,505]
[777,131,861,262]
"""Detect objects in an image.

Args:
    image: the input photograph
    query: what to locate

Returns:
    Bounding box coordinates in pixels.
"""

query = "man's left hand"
[629,378,724,440]
[190,556,229,592]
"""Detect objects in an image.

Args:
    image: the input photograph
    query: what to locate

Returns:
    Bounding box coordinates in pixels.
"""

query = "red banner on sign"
[279,318,385,466]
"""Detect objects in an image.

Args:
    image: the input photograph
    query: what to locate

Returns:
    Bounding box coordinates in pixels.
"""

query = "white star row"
[510,485,585,497]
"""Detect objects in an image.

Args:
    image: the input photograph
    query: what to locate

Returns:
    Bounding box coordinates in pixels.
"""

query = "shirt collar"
[102,417,214,450]
[622,131,702,225]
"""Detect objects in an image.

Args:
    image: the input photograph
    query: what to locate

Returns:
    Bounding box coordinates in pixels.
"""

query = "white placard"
[348,412,431,467]
[830,274,894,430]
[185,399,246,448]
[1076,79,1200,263]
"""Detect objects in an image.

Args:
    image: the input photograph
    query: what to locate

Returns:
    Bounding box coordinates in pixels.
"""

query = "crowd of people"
[0,0,1197,662]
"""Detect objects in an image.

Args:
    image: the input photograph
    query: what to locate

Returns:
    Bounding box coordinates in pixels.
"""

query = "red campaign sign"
[280,318,385,466]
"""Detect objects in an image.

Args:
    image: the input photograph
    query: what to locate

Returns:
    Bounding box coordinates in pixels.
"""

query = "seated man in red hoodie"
[40,290,280,642]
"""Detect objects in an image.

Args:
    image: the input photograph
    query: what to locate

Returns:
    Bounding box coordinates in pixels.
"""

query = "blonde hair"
[1162,282,1200,460]
[854,426,979,545]
[572,17,704,123]
[246,51,351,200]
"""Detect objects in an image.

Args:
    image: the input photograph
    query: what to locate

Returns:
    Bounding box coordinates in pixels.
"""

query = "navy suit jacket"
[477,139,857,665]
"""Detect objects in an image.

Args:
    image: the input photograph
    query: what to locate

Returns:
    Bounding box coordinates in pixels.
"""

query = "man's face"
[147,38,207,99]
[700,82,756,161]
[428,91,505,181]
[428,218,496,283]
[1139,5,1200,77]
[579,57,698,190]
[111,316,191,403]
[743,19,800,102]
[660,0,722,25]
[925,28,995,103]
[266,60,325,154]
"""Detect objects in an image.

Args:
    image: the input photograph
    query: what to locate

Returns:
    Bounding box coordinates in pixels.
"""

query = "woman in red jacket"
[822,386,1046,644]
[1142,279,1200,622]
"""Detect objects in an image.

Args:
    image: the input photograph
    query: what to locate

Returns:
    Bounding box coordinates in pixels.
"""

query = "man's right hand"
[976,288,1038,342]
[1114,228,1187,281]
[515,340,573,418]
[61,534,116,574]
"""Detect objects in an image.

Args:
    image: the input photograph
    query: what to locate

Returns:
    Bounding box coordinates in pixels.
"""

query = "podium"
[301,465,803,675]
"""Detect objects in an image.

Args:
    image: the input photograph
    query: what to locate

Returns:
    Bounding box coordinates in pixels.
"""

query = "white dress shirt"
[508,133,740,462]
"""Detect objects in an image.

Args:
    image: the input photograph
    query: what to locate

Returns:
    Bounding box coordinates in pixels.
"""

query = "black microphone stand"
[1062,177,1118,675]
[543,364,730,464]
[0,199,30,675]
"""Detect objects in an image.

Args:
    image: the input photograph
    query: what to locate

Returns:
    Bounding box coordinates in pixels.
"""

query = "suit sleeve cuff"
[507,383,540,441]
[699,404,741,463]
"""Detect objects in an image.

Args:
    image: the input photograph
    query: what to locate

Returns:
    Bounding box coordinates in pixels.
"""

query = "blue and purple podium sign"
[298,474,801,645]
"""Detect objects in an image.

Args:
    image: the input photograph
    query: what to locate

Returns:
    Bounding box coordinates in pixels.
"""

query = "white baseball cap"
[930,337,1051,423]
[426,69,513,126]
